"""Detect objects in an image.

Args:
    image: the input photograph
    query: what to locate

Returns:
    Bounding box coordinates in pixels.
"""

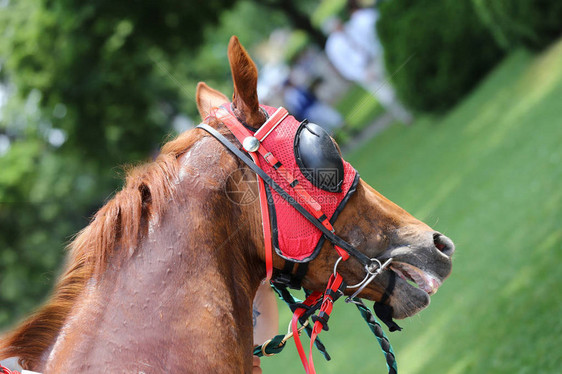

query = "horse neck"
[44,150,265,373]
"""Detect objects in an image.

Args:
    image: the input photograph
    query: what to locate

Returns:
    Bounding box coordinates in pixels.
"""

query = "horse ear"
[228,35,266,129]
[196,82,229,120]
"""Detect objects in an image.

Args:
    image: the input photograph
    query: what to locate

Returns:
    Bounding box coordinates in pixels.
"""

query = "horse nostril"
[433,233,455,257]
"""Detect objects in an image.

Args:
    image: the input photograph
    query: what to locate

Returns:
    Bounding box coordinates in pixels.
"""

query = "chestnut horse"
[0,37,454,373]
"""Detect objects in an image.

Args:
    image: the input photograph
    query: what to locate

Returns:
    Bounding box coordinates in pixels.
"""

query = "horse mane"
[0,128,208,370]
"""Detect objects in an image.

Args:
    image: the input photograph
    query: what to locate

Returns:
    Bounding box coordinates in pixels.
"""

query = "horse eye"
[294,121,345,193]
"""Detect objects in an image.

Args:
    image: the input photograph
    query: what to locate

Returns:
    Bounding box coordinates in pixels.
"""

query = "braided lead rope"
[253,333,289,357]
[253,320,310,357]
[269,284,331,360]
[259,285,398,373]
[350,298,398,374]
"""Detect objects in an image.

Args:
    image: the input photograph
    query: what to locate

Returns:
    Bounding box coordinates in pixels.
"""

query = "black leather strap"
[197,123,373,267]
[379,271,396,304]
[271,260,309,289]
[374,272,401,332]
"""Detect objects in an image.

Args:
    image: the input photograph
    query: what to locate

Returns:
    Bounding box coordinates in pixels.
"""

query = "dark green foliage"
[472,0,562,51]
[377,0,504,112]
[1,0,236,165]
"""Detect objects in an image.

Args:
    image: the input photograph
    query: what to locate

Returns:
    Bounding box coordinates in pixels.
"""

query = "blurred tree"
[1,0,238,166]
[472,0,562,51]
[257,0,327,47]
[377,0,504,113]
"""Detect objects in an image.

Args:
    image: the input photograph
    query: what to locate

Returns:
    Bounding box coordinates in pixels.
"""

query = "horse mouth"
[389,262,441,296]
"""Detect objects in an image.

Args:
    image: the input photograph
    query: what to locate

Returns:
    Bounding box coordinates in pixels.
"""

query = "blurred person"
[282,78,344,133]
[325,0,412,124]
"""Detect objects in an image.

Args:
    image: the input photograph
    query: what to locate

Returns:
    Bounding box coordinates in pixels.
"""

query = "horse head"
[197,36,454,320]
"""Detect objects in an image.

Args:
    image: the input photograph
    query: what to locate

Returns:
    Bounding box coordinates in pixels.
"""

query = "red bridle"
[210,104,367,273]
[198,104,393,373]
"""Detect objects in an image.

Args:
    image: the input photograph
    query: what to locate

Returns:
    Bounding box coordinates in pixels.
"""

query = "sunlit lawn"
[335,84,384,131]
[262,40,562,373]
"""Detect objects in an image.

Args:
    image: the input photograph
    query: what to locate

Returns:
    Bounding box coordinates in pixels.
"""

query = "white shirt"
[325,8,381,82]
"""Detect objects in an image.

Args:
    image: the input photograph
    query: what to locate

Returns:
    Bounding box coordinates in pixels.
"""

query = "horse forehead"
[177,137,235,190]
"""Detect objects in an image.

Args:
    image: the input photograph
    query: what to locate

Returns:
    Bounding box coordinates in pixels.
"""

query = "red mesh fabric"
[255,105,357,262]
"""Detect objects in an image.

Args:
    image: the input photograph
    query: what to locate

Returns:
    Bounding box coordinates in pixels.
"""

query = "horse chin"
[352,269,431,319]
[378,242,453,319]
[358,271,432,319]
[387,276,432,319]
[385,259,449,319]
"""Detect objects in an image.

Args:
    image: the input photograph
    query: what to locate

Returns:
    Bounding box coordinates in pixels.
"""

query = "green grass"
[262,40,562,373]
[336,84,385,130]
[333,84,385,144]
